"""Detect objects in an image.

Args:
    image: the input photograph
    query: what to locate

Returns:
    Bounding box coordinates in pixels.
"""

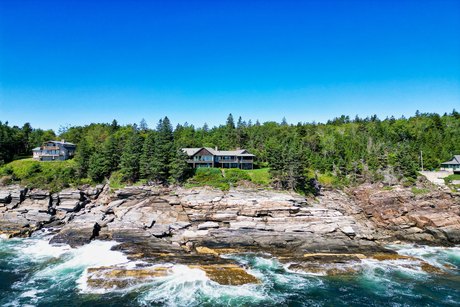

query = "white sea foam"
[6,238,130,304]
[386,244,460,272]
[138,264,268,307]
[17,238,72,260]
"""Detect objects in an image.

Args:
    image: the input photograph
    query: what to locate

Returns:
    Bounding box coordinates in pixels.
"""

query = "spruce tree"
[140,131,156,179]
[75,138,92,178]
[169,147,191,183]
[103,135,119,174]
[119,129,143,182]
[88,150,107,182]
[151,117,174,183]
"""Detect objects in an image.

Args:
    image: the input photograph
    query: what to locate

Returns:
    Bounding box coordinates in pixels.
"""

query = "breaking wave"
[0,231,459,306]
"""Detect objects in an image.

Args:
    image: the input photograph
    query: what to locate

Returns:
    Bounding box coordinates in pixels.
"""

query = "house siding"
[33,141,76,161]
[183,147,254,169]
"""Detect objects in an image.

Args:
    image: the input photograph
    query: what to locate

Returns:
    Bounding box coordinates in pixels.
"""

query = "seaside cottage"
[440,155,460,171]
[182,147,255,169]
[32,140,76,161]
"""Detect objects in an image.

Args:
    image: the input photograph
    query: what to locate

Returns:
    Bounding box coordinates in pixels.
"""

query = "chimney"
[215,146,218,151]
[61,139,65,143]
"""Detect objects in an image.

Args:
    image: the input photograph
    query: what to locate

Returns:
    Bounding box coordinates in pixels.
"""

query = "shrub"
[25,163,42,178]
[224,169,251,183]
[402,177,417,187]
[109,170,124,189]
[1,165,14,176]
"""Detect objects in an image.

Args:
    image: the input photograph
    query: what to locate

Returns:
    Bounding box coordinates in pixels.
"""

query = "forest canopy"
[1,110,459,192]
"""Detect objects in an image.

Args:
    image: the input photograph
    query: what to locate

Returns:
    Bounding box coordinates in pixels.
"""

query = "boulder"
[197,221,219,230]
[57,200,81,212]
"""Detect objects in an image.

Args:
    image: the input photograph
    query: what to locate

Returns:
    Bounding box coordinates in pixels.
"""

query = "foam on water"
[1,234,460,306]
[390,244,460,269]
[0,233,130,306]
[138,264,270,307]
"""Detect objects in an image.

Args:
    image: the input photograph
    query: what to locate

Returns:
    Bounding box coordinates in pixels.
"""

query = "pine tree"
[225,113,237,148]
[169,147,191,183]
[119,129,143,182]
[110,119,119,132]
[88,150,107,182]
[140,131,156,179]
[151,117,174,183]
[75,138,92,178]
[281,117,288,126]
[103,135,119,174]
[226,113,235,129]
[139,118,148,131]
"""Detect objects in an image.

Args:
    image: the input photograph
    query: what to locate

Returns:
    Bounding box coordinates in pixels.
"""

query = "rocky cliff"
[1,183,459,285]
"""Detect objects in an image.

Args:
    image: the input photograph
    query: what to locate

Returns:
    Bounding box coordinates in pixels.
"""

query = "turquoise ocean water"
[1,230,459,307]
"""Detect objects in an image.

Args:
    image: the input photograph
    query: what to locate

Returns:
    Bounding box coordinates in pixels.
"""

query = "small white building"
[440,155,460,171]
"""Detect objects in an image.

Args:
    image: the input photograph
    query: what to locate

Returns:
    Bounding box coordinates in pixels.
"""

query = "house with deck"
[182,147,255,169]
[32,140,77,161]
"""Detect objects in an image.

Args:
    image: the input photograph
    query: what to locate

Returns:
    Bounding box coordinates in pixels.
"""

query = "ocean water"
[1,230,459,307]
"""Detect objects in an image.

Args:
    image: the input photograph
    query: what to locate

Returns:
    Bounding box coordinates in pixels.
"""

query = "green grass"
[245,168,271,186]
[444,174,460,191]
[186,167,271,190]
[444,174,460,183]
[0,158,81,192]
[108,170,125,190]
[411,187,430,195]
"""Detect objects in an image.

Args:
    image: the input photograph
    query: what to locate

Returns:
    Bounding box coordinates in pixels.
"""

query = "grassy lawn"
[444,174,460,191]
[186,167,271,190]
[444,174,460,182]
[244,168,271,186]
[0,158,80,191]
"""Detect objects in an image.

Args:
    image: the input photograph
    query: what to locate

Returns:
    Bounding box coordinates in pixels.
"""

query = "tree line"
[1,110,459,191]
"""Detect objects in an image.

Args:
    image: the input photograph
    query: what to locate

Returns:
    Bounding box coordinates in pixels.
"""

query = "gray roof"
[182,148,202,156]
[182,147,255,157]
[441,155,460,165]
[32,147,41,151]
[47,140,76,147]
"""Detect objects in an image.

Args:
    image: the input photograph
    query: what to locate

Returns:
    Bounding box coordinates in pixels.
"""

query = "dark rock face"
[0,185,104,239]
[348,184,460,245]
[1,183,459,262]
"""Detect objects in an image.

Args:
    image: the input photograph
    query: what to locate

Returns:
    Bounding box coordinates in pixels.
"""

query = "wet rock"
[189,264,259,285]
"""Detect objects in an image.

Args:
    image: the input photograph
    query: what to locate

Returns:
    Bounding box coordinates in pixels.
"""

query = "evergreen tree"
[75,138,92,178]
[140,131,156,179]
[110,119,119,132]
[281,117,288,126]
[139,118,148,131]
[102,135,119,174]
[88,150,107,182]
[169,147,191,183]
[225,113,237,148]
[151,117,174,183]
[119,129,143,182]
[226,113,235,129]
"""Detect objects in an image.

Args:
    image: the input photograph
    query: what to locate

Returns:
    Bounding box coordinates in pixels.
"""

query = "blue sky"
[1,0,459,131]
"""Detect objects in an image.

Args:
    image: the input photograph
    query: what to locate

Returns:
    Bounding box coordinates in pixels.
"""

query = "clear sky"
[1,0,459,131]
